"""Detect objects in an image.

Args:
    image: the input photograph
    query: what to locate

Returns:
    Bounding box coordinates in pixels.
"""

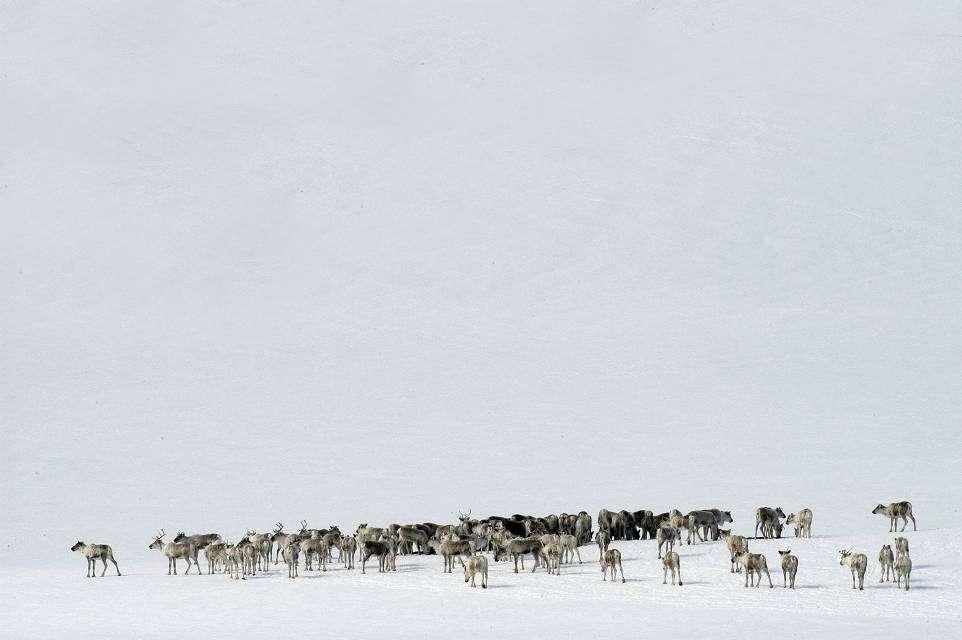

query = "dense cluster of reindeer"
[70,501,917,591]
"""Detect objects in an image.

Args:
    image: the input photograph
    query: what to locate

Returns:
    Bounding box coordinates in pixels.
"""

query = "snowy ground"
[3,0,962,637]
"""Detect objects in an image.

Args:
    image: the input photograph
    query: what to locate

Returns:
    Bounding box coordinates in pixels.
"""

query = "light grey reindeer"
[282,538,300,579]
[340,535,357,569]
[894,551,912,591]
[785,509,813,538]
[839,549,867,590]
[662,550,682,586]
[595,530,611,562]
[719,529,748,573]
[440,539,474,573]
[878,545,895,582]
[244,529,272,572]
[459,554,488,588]
[732,551,774,588]
[149,530,199,575]
[656,524,680,559]
[559,533,582,564]
[601,548,625,583]
[872,501,916,532]
[204,540,228,574]
[269,523,295,564]
[71,541,121,577]
[493,537,544,574]
[894,536,909,559]
[778,549,798,588]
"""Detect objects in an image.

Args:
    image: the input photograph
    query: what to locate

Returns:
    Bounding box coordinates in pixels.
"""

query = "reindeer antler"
[274,522,284,532]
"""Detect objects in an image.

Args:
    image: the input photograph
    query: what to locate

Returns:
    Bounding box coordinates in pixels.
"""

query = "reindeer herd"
[70,501,918,591]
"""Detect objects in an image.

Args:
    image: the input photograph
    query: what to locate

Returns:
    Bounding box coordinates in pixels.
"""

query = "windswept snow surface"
[2,1,962,637]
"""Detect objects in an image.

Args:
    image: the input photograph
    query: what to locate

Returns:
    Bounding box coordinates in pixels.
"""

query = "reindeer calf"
[662,551,682,586]
[778,550,798,589]
[601,548,625,583]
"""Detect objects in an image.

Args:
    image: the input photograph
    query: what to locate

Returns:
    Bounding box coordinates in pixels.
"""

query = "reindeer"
[493,537,544,573]
[785,509,813,538]
[459,555,488,588]
[340,535,357,569]
[70,542,121,577]
[872,502,916,532]
[173,531,222,550]
[356,524,386,555]
[601,548,625,583]
[439,539,474,573]
[282,538,300,579]
[878,545,895,582]
[894,536,909,559]
[686,510,719,542]
[778,550,798,589]
[148,530,199,575]
[559,533,582,564]
[662,551,682,586]
[595,530,611,562]
[656,525,680,559]
[732,551,774,588]
[755,507,786,539]
[542,542,562,575]
[575,512,592,545]
[204,540,228,574]
[894,551,912,591]
[244,529,272,572]
[225,543,247,580]
[719,530,748,573]
[361,540,390,574]
[838,549,867,590]
[269,523,296,564]
[300,536,328,572]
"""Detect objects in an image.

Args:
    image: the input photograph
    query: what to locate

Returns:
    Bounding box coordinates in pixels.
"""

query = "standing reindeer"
[839,549,867,590]
[71,542,121,577]
[148,530,199,575]
[601,548,625,583]
[872,502,916,532]
[879,545,895,582]
[778,550,798,589]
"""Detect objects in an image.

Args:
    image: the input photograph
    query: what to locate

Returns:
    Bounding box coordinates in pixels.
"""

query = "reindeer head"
[149,530,166,550]
[273,522,284,534]
[356,523,368,534]
[299,520,309,534]
[458,508,472,523]
[775,507,786,519]
[71,541,84,552]
[778,549,791,556]
[838,548,852,565]
[329,524,340,534]
[872,504,886,514]
[173,531,187,542]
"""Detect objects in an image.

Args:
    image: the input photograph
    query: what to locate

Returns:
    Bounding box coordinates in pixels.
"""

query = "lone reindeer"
[71,542,121,577]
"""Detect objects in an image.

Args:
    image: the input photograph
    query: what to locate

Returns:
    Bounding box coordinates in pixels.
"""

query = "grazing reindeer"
[732,552,774,588]
[148,530,199,575]
[838,549,867,590]
[340,535,357,569]
[601,548,625,583]
[282,538,300,579]
[719,530,748,573]
[785,509,813,538]
[894,552,912,591]
[493,538,544,573]
[70,542,121,577]
[656,525,680,560]
[459,555,488,588]
[894,536,909,559]
[778,550,798,589]
[204,541,228,574]
[559,533,582,564]
[872,502,916,532]
[595,530,611,562]
[662,551,682,586]
[755,507,786,539]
